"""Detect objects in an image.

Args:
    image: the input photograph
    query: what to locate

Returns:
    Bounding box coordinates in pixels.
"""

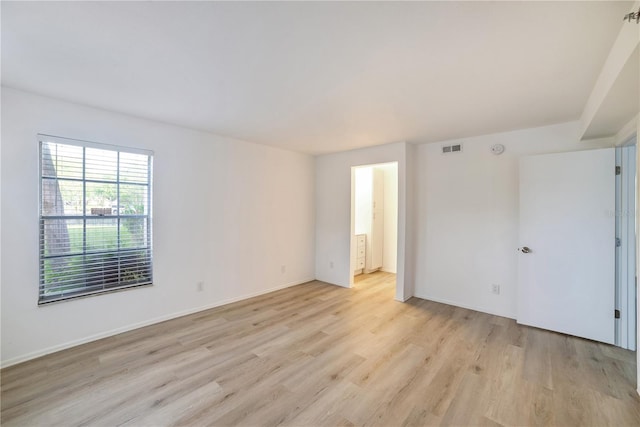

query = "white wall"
[414,121,612,318]
[354,168,372,236]
[315,142,412,300]
[0,87,316,366]
[404,143,417,300]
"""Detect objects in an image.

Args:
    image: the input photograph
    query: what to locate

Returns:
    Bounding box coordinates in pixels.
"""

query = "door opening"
[350,162,398,293]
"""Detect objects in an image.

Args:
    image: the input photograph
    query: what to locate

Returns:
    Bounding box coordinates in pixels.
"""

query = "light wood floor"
[2,272,639,426]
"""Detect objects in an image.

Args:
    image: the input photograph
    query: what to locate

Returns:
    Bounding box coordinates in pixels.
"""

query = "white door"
[517,148,615,344]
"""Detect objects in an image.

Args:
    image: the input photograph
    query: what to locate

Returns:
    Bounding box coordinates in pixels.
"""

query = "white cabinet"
[354,234,366,275]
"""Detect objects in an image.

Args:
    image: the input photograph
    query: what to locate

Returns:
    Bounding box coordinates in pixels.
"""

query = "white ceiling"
[583,45,639,140]
[1,1,632,155]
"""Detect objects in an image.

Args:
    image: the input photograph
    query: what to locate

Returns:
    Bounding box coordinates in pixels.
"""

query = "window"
[39,135,153,304]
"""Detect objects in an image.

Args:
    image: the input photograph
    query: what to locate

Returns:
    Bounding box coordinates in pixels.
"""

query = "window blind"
[38,135,153,304]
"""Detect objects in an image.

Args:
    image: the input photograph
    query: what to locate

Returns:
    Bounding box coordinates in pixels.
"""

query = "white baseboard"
[317,279,350,288]
[394,294,411,302]
[1,277,315,369]
[412,292,516,320]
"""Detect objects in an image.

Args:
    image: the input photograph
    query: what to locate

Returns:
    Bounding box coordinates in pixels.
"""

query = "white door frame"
[616,140,637,350]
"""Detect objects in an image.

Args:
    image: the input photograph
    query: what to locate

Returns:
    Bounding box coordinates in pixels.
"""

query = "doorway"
[350,162,399,292]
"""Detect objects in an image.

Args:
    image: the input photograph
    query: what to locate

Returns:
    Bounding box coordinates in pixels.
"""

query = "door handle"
[518,246,532,254]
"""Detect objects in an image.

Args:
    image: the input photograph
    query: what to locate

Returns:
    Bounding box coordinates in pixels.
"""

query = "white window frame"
[38,134,153,304]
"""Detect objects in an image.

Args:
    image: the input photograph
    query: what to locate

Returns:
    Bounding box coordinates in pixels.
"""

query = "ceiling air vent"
[442,144,462,154]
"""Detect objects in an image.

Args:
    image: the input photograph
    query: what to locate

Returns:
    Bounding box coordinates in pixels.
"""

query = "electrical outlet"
[330,261,334,269]
[197,281,204,292]
[281,265,286,274]
[491,284,500,295]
